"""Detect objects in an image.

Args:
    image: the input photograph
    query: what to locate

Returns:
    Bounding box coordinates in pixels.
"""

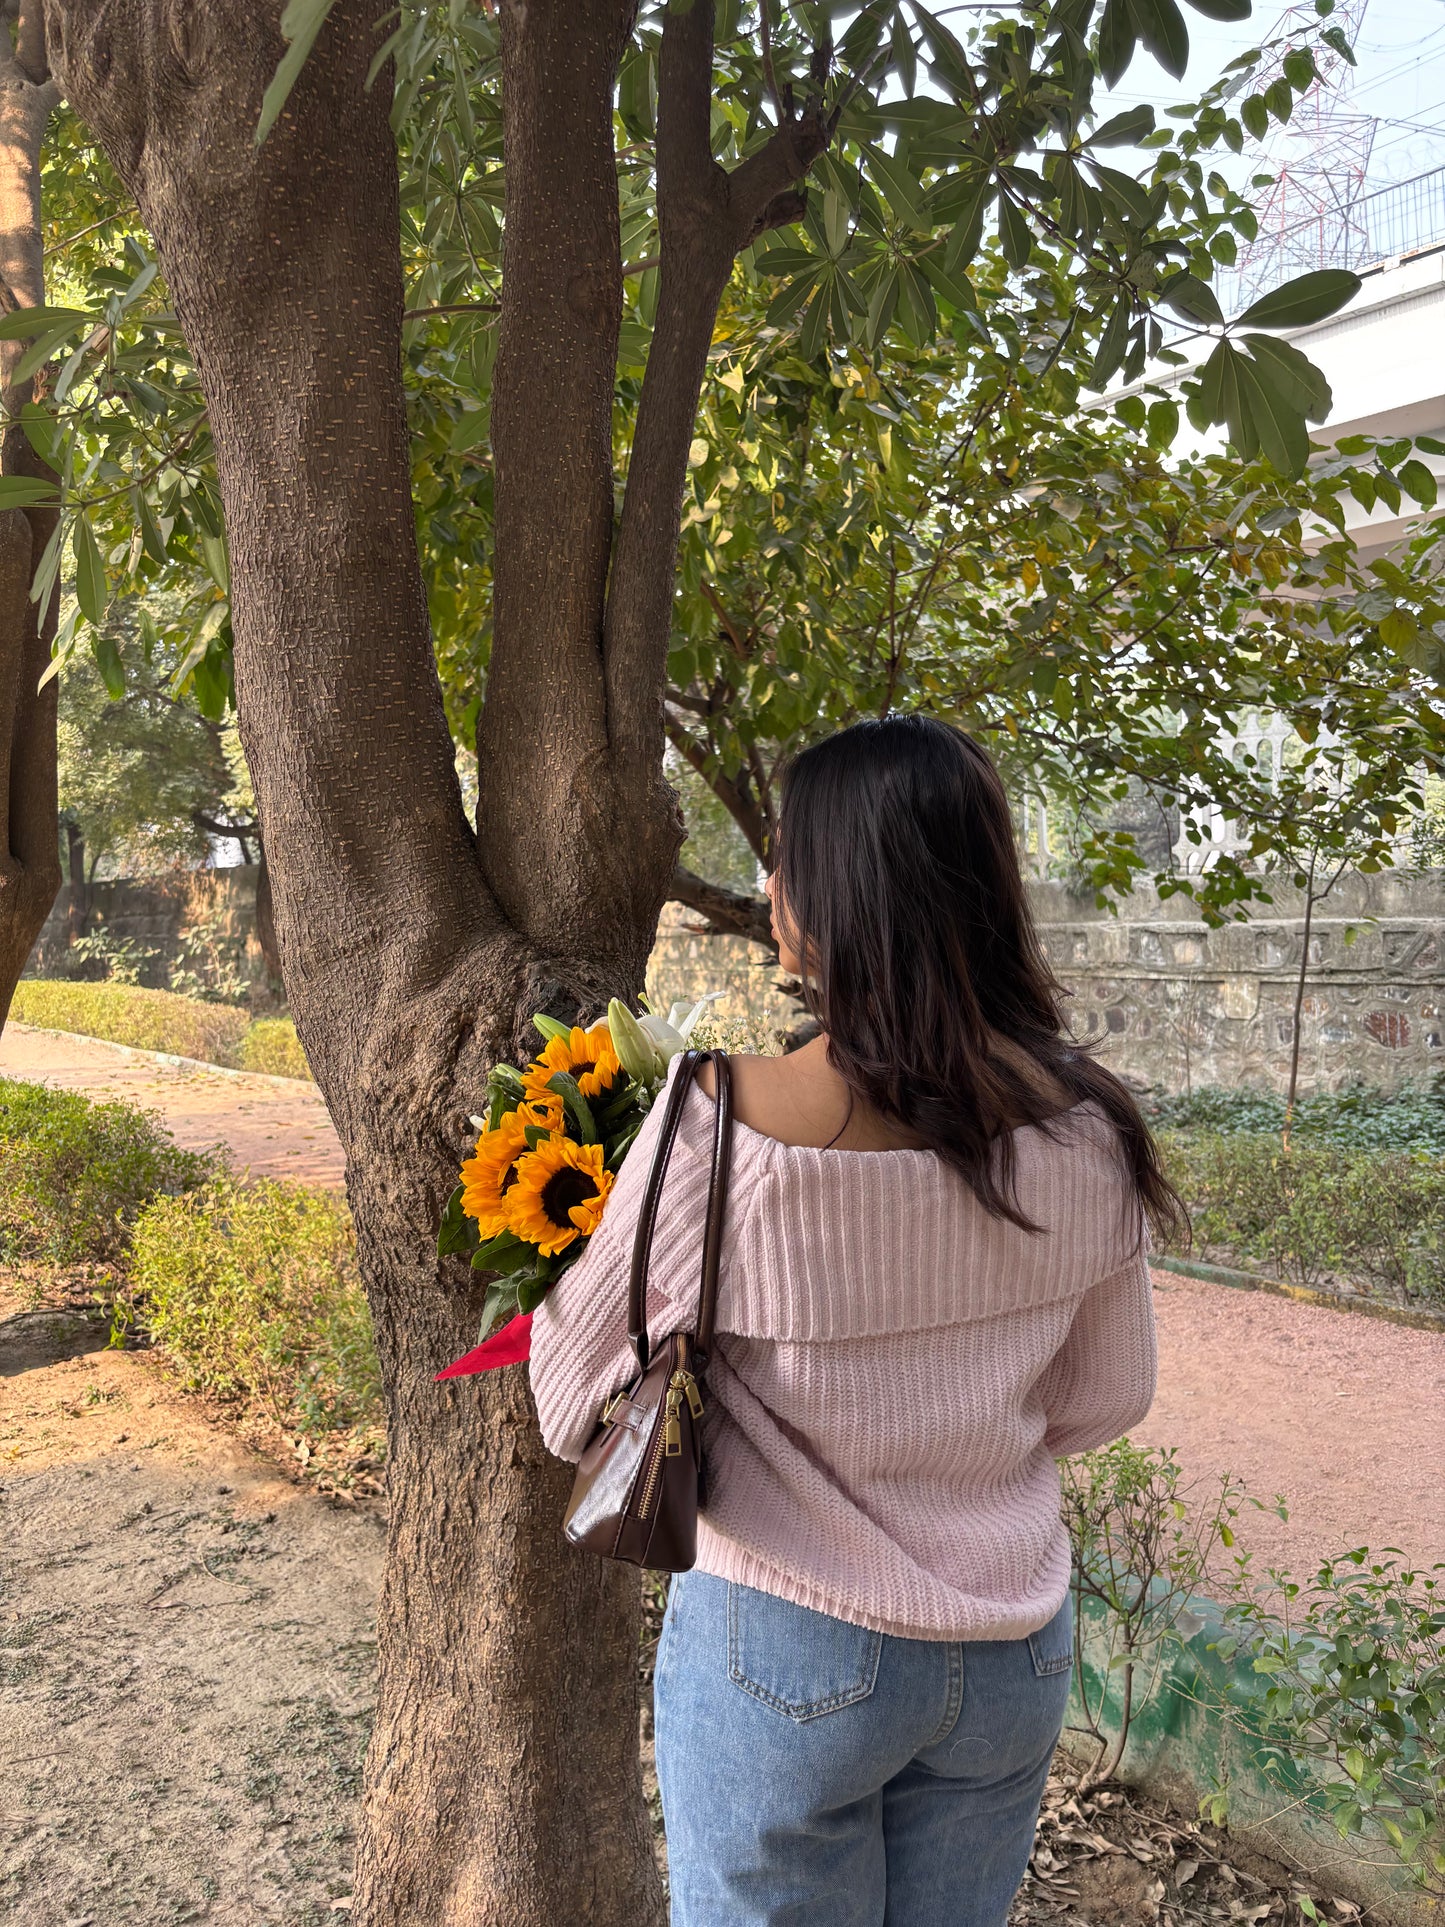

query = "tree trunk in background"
[0,6,60,1025]
[252,836,284,988]
[47,4,662,1922]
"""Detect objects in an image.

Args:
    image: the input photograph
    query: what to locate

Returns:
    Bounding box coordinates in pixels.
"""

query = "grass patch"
[1161,1130,1445,1308]
[0,1075,218,1265]
[122,1177,380,1434]
[12,978,316,1082]
[1146,1076,1445,1155]
[12,979,250,1066]
[237,1016,311,1080]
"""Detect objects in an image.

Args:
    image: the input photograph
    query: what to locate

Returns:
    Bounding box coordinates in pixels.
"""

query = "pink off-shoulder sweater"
[528,1057,1157,1642]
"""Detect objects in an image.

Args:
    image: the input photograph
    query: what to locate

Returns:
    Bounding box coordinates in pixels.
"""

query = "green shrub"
[0,1076,217,1265]
[1148,1076,1445,1156]
[11,979,249,1066]
[1162,1130,1445,1307]
[238,1016,312,1080]
[125,1177,380,1433]
[1214,1550,1445,1902]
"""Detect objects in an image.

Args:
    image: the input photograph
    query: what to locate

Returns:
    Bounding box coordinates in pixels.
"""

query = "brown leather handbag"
[562,1048,733,1572]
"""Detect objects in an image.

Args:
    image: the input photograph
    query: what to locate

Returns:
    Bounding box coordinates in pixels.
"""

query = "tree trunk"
[252,834,284,987]
[45,0,830,1915]
[0,6,60,1026]
[46,6,661,1921]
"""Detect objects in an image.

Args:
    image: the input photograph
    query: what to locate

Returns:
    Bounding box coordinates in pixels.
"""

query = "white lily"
[637,993,723,1064]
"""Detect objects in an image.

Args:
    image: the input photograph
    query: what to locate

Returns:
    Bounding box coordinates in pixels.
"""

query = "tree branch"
[603,1,831,779]
[668,863,774,947]
[665,715,770,864]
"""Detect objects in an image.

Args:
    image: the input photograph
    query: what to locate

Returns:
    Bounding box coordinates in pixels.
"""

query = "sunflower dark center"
[541,1166,595,1227]
[571,1059,595,1080]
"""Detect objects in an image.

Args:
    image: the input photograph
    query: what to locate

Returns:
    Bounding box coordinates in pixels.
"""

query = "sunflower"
[505,1136,615,1257]
[521,1022,625,1111]
[459,1115,537,1240]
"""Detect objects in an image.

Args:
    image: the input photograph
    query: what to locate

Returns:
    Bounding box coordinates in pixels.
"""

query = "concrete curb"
[1152,1252,1445,1336]
[1064,1584,1437,1927]
[6,1022,317,1092]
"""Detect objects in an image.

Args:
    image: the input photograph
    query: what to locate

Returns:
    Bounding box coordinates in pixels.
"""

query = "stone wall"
[1033,871,1445,1094]
[649,875,1445,1094]
[28,866,1445,1096]
[27,867,263,987]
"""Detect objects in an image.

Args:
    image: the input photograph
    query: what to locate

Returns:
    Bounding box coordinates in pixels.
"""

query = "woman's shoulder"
[697,1045,929,1155]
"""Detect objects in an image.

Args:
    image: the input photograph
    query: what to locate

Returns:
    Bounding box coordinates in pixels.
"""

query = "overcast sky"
[1094,0,1445,190]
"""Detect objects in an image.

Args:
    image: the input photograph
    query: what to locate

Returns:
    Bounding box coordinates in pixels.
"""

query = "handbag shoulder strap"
[626,1048,733,1373]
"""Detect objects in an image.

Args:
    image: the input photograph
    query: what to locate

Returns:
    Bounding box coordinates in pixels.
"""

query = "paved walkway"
[0,1024,345,1187]
[2,1022,1441,1585]
[1141,1267,1444,1586]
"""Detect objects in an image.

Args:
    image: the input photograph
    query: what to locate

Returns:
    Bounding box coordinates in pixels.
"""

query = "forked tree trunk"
[47,6,662,1922]
[46,0,826,1916]
[0,6,60,1024]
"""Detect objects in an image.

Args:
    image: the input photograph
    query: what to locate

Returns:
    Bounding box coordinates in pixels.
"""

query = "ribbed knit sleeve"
[528,1061,739,1463]
[1035,1248,1157,1459]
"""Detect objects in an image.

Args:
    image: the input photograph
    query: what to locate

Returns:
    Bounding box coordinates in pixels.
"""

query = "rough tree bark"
[0,0,60,1023]
[45,0,825,1918]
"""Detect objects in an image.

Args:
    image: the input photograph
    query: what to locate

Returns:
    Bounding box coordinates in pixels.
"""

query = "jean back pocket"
[727,1581,883,1721]
[1026,1597,1075,1677]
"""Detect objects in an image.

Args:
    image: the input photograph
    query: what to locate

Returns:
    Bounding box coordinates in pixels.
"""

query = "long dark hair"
[774,715,1185,1244]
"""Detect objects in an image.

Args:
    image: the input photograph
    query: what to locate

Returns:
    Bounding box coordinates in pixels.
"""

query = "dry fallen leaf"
[1173,1858,1201,1888]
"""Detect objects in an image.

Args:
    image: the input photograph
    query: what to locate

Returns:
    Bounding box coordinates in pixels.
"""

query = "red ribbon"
[434,1311,534,1380]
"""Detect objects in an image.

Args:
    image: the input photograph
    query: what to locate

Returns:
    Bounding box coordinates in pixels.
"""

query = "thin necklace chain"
[821,1090,855,1151]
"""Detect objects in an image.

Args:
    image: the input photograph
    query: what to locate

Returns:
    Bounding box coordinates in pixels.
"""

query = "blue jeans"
[653,1570,1073,1926]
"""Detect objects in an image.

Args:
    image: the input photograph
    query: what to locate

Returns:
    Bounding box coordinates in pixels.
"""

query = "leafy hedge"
[11,979,314,1080]
[123,1178,379,1434]
[1147,1077,1445,1156]
[237,1016,311,1080]
[0,1076,217,1265]
[11,979,250,1066]
[1162,1130,1445,1308]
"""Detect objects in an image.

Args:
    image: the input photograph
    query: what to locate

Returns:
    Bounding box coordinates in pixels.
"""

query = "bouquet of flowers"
[435,996,717,1373]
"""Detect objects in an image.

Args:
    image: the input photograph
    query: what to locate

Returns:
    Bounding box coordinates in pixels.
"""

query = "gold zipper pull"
[681,1372,704,1419]
[663,1385,683,1455]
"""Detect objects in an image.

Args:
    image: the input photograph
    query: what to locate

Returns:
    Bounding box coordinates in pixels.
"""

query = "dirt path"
[1143,1269,1445,1586]
[0,1283,380,1924]
[0,1024,345,1187]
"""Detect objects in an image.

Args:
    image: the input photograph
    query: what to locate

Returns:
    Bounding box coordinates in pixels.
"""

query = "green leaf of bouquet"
[547,1070,598,1143]
[474,1237,538,1276]
[476,1228,526,1262]
[531,1012,573,1043]
[516,1272,555,1314]
[1237,268,1359,330]
[606,1122,644,1169]
[477,1281,518,1340]
[1184,0,1251,20]
[438,1182,481,1259]
[523,1122,551,1150]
